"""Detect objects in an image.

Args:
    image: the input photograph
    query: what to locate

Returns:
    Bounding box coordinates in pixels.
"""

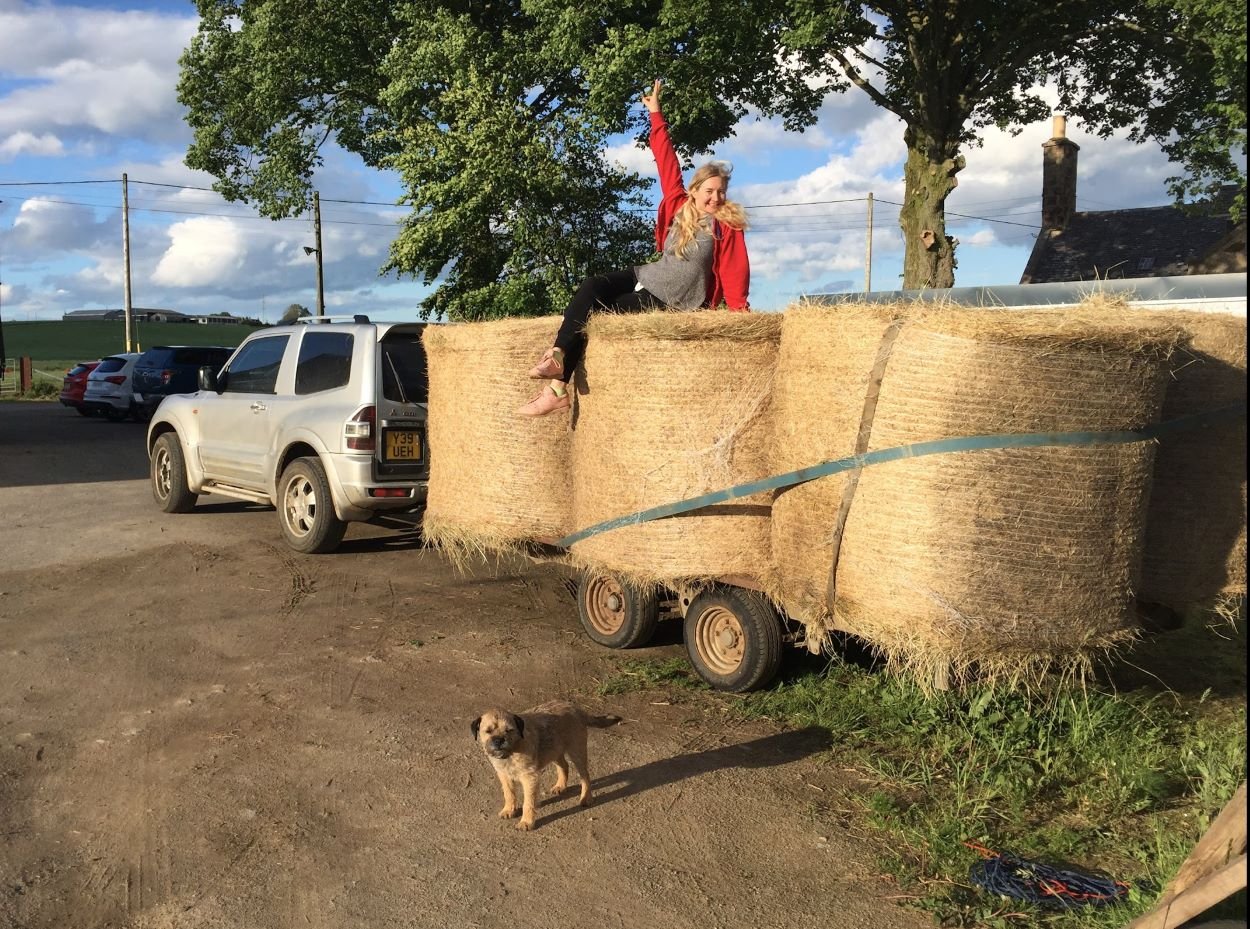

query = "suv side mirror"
[198,366,222,393]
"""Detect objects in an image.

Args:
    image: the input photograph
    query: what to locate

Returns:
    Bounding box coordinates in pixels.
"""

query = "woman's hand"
[642,79,662,114]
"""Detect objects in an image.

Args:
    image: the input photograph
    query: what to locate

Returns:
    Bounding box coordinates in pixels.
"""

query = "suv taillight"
[345,405,375,451]
[105,375,126,385]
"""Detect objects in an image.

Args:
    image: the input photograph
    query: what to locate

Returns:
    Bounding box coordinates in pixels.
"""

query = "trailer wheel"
[577,570,660,649]
[683,586,783,692]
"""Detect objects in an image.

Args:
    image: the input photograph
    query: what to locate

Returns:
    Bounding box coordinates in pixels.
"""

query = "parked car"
[131,344,235,421]
[146,316,429,553]
[82,353,142,421]
[59,361,101,415]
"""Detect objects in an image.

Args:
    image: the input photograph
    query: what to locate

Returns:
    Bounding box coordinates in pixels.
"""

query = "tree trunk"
[899,127,965,290]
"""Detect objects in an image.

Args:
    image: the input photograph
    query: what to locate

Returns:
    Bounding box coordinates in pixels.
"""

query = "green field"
[3,319,265,363]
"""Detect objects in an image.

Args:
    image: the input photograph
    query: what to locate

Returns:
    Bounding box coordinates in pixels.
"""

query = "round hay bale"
[825,306,1184,681]
[768,301,905,637]
[1137,310,1247,606]
[570,310,783,585]
[422,317,572,561]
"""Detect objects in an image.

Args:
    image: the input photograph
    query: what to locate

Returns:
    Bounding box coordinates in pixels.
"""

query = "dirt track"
[0,403,929,929]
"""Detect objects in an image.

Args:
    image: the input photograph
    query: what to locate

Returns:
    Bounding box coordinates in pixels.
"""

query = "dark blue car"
[131,344,235,420]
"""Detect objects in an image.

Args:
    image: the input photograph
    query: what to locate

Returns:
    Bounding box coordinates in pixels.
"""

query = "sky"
[0,0,1190,324]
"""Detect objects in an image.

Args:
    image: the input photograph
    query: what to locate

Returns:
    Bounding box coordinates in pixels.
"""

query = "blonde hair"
[671,162,748,259]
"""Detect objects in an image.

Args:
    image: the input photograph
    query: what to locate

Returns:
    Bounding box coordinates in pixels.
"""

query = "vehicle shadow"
[536,726,832,825]
[335,511,428,553]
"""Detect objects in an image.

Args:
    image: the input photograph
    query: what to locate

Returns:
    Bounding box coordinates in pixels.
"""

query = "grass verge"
[596,609,1246,928]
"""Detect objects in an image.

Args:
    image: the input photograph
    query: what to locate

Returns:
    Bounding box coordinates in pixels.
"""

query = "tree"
[377,5,656,321]
[575,0,1243,288]
[280,303,310,324]
[179,0,1244,302]
[178,0,653,321]
[1142,0,1247,219]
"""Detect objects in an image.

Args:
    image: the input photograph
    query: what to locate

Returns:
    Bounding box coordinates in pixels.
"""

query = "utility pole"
[864,192,874,293]
[313,191,325,317]
[122,173,134,352]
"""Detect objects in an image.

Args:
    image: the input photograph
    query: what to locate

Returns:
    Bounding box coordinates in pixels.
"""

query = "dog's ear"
[470,716,482,739]
[513,714,525,739]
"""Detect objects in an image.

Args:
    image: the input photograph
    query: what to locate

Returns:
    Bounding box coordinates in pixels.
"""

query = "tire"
[683,586,784,692]
[577,570,660,648]
[277,457,347,554]
[150,433,198,513]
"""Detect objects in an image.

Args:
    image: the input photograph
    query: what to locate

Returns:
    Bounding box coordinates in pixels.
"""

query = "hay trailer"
[569,273,1249,696]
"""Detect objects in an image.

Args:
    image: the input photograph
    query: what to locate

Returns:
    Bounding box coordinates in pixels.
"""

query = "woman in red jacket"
[519,79,751,417]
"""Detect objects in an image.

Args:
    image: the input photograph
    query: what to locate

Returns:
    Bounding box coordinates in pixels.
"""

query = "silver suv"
[146,316,429,553]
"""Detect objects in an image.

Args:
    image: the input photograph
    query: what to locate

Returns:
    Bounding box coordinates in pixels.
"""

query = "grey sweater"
[633,217,715,310]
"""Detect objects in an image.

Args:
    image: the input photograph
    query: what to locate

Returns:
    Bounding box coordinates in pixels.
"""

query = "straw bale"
[1136,310,1247,605]
[828,306,1182,674]
[763,301,1184,678]
[569,310,783,585]
[422,317,573,562]
[767,301,905,634]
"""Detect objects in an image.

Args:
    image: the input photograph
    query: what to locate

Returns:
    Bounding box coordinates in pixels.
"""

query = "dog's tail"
[584,713,623,729]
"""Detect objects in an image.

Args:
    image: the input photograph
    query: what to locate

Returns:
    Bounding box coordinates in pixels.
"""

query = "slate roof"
[1020,190,1245,283]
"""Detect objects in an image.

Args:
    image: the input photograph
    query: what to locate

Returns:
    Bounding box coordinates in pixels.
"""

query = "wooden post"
[865,192,874,293]
[1125,781,1247,929]
[313,191,325,317]
[1125,855,1246,929]
[122,173,134,353]
[19,355,32,393]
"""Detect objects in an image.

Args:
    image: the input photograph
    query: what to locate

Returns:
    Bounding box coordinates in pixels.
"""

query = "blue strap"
[554,403,1246,549]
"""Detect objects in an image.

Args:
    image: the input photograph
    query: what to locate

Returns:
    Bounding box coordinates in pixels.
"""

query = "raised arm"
[643,79,685,200]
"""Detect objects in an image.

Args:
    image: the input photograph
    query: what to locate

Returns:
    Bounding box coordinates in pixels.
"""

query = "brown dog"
[471,701,621,831]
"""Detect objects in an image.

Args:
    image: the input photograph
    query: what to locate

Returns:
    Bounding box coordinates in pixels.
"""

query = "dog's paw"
[549,783,569,797]
[498,806,518,819]
[516,818,535,832]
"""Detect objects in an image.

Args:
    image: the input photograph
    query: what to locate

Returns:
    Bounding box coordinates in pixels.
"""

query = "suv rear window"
[140,348,176,367]
[296,332,353,395]
[96,357,128,373]
[173,347,233,366]
[67,364,94,376]
[381,332,428,403]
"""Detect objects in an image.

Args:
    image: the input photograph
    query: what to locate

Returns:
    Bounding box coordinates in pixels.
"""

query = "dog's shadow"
[538,726,832,825]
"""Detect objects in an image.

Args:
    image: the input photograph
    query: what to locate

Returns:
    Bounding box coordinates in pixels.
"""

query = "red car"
[60,361,101,415]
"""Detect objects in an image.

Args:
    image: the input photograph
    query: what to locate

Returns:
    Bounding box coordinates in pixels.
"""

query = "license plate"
[384,429,423,462]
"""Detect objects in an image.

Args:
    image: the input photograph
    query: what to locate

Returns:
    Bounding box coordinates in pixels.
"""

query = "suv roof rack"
[296,314,371,325]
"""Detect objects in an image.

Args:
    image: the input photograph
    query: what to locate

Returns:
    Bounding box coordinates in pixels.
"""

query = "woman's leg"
[519,269,647,417]
[550,269,638,383]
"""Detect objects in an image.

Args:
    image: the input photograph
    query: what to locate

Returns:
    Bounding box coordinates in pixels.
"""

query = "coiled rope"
[964,841,1130,909]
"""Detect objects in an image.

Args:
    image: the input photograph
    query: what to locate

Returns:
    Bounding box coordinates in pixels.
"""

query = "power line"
[0,179,117,187]
[874,198,1040,229]
[2,177,1043,230]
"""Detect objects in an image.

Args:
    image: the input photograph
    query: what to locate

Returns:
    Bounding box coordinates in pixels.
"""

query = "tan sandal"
[517,385,571,417]
[528,347,564,380]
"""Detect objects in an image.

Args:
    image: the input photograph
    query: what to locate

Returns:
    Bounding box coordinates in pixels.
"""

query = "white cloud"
[152,217,249,287]
[0,4,197,150]
[10,197,114,251]
[0,130,64,160]
[604,140,653,176]
[0,5,196,75]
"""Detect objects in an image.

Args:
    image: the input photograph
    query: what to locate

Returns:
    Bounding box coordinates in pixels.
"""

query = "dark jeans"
[552,269,662,383]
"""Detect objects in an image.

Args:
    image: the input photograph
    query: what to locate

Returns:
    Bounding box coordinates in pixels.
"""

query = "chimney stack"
[1041,114,1079,230]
